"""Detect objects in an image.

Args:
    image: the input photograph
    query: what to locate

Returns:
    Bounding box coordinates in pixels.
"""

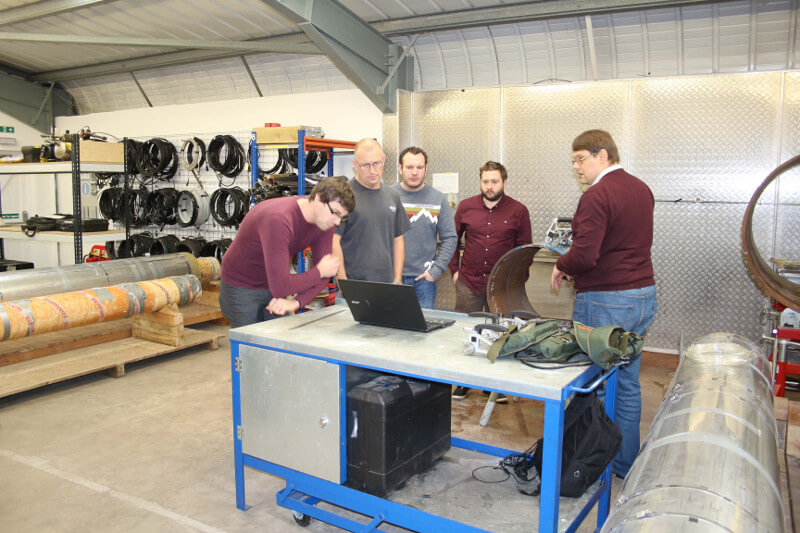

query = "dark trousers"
[454,278,488,314]
[219,280,276,328]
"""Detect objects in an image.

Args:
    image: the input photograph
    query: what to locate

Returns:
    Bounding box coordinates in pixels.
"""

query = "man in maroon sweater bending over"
[551,130,658,478]
[220,177,355,328]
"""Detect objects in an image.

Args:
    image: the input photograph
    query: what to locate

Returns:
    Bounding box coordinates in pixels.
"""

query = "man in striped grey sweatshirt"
[391,147,457,309]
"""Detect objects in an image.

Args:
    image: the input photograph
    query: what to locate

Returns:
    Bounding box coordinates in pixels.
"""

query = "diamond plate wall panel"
[502,82,631,241]
[780,73,800,204]
[411,89,502,200]
[382,113,399,185]
[629,74,782,204]
[649,203,767,349]
[404,72,799,350]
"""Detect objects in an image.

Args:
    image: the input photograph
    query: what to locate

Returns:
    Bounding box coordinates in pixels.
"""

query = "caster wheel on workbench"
[292,511,312,527]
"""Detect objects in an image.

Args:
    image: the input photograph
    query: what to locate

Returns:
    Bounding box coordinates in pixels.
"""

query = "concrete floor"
[0,323,677,532]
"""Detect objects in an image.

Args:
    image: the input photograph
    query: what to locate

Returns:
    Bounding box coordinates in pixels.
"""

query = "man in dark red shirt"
[220,177,355,328]
[551,130,657,478]
[449,161,531,400]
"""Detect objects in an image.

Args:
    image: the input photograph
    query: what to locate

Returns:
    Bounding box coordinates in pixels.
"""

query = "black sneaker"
[482,390,509,403]
[452,386,469,399]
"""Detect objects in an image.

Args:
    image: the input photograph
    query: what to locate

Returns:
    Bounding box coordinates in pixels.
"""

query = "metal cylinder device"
[0,253,220,302]
[601,332,783,532]
[0,275,202,341]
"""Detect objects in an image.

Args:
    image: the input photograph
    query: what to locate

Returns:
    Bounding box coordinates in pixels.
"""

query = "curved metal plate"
[486,244,540,316]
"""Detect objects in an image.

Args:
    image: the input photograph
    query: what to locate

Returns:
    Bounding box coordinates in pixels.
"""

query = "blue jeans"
[571,285,658,477]
[402,275,437,309]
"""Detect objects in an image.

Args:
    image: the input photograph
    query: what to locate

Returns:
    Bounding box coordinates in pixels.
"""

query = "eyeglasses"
[356,159,385,171]
[571,152,597,165]
[327,203,348,223]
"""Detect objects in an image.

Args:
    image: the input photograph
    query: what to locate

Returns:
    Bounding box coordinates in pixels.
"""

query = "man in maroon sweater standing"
[551,130,657,478]
[220,177,355,328]
[450,161,532,401]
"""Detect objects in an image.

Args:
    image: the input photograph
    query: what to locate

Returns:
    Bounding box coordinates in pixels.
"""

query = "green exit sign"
[0,126,15,133]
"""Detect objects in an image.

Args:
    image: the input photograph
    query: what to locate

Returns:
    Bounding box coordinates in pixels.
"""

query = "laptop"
[337,279,455,333]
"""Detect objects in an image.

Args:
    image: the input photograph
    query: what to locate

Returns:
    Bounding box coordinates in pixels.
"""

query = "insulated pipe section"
[601,332,783,532]
[486,244,540,315]
[0,253,220,302]
[0,275,202,342]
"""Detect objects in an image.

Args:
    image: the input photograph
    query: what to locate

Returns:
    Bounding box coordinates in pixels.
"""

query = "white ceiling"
[0,0,798,113]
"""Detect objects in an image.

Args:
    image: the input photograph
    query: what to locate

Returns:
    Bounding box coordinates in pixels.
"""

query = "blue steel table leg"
[597,370,618,527]
[231,342,249,510]
[540,399,565,532]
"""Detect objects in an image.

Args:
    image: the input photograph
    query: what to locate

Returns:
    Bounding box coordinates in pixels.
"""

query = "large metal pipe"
[0,253,220,302]
[601,332,783,532]
[0,275,202,341]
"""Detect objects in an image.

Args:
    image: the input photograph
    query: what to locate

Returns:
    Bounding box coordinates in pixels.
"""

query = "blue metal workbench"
[229,305,616,532]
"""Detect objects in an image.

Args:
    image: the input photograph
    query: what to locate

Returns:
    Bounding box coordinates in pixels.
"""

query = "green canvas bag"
[486,319,645,370]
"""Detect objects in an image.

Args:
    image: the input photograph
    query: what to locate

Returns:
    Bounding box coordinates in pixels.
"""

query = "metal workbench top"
[229,304,596,401]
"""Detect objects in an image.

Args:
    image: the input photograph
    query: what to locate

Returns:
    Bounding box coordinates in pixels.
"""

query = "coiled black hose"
[201,238,232,261]
[146,188,180,226]
[116,233,155,258]
[208,135,245,178]
[210,187,250,227]
[135,138,178,183]
[99,187,124,221]
[175,237,207,257]
[148,234,181,255]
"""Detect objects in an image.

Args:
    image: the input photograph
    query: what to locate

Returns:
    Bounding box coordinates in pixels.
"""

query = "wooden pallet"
[0,327,224,398]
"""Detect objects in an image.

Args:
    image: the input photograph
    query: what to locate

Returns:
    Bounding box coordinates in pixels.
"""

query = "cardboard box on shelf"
[79,141,124,164]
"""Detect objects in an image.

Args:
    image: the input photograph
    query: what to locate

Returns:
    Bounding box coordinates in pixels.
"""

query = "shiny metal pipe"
[601,332,783,532]
[0,274,201,341]
[0,253,220,301]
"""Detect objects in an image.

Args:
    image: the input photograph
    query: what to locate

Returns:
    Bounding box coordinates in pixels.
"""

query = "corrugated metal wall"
[392,71,800,351]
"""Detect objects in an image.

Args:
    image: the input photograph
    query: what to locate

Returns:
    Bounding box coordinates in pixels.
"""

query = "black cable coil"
[135,138,178,183]
[210,187,250,227]
[99,187,124,221]
[124,139,142,177]
[146,188,181,226]
[208,135,245,178]
[201,238,232,261]
[175,237,208,257]
[282,148,328,174]
[116,232,155,258]
[121,189,150,227]
[148,234,181,255]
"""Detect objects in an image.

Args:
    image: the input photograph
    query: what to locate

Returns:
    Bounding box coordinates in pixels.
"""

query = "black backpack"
[531,392,622,498]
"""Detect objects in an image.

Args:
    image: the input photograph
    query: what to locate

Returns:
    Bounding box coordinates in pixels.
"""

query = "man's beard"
[482,190,504,202]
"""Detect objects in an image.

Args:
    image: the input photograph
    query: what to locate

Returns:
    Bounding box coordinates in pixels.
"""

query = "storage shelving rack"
[249,128,356,272]
[0,135,127,265]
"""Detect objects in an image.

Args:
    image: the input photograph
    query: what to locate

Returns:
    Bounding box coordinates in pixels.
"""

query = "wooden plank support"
[132,303,184,347]
[0,328,225,398]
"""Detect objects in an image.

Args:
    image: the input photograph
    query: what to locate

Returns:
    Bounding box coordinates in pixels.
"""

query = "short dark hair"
[310,176,356,213]
[399,146,428,166]
[480,161,507,181]
[572,130,620,164]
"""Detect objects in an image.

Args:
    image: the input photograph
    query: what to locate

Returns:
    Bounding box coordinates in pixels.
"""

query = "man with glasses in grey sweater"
[391,147,457,308]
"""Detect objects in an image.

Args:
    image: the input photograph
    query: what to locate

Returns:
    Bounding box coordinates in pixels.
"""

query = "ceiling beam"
[0,0,116,27]
[373,0,714,35]
[259,0,413,112]
[0,69,73,132]
[0,32,319,53]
